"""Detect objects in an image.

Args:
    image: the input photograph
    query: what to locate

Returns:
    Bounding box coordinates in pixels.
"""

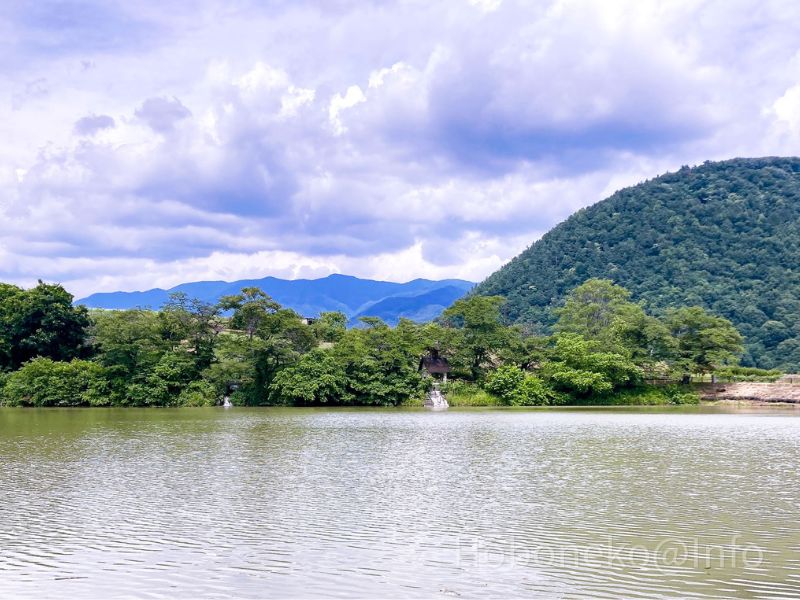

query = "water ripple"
[1,407,799,598]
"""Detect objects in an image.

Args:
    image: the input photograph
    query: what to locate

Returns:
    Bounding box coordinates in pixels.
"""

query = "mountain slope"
[351,285,470,326]
[77,274,474,323]
[475,157,800,370]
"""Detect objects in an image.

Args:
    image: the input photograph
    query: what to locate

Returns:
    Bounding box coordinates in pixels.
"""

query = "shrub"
[1,358,110,407]
[442,380,502,406]
[516,375,567,406]
[122,351,197,406]
[577,385,700,406]
[177,380,218,406]
[484,365,525,403]
[485,365,563,406]
[270,349,348,405]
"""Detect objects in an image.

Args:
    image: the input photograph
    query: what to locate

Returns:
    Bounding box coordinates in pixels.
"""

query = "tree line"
[0,278,770,408]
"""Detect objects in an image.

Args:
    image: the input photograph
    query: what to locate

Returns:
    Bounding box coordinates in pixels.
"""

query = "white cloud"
[328,85,366,134]
[468,0,503,13]
[1,0,800,297]
[772,84,800,133]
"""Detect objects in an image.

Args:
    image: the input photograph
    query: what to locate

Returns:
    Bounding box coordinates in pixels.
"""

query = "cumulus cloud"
[329,85,366,134]
[73,114,115,135]
[1,0,800,296]
[135,96,191,133]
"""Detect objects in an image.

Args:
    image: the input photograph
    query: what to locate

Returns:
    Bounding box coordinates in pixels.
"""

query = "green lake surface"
[1,405,799,598]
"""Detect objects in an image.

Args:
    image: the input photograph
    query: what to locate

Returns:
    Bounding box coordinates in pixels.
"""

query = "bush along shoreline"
[0,278,773,408]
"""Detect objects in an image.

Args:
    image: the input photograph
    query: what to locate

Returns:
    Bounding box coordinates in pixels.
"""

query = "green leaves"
[484,364,563,406]
[2,358,109,407]
[556,279,675,366]
[555,278,632,340]
[219,287,280,340]
[0,281,90,370]
[270,322,428,406]
[441,295,513,379]
[553,280,742,380]
[271,349,348,405]
[0,278,752,409]
[541,333,643,396]
[666,306,743,375]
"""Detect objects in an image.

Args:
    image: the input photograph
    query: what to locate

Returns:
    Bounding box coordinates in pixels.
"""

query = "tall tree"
[160,293,222,370]
[90,308,166,390]
[214,288,314,405]
[219,287,280,340]
[441,295,512,380]
[666,306,743,378]
[555,279,633,341]
[556,279,674,367]
[313,311,347,343]
[0,281,90,370]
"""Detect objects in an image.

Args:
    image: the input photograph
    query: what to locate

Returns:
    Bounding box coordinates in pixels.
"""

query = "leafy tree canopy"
[0,281,90,370]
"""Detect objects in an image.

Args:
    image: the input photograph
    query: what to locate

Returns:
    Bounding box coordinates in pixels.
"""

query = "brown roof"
[419,355,451,374]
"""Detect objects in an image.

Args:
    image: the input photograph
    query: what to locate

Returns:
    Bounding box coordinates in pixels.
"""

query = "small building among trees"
[419,348,451,383]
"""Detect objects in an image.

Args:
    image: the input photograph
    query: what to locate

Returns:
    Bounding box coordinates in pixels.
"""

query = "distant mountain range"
[76,274,474,325]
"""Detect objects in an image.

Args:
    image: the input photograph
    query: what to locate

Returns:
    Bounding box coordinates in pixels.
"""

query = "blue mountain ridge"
[349,285,470,326]
[76,274,474,323]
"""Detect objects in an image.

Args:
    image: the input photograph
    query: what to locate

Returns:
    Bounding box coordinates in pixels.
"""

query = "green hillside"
[475,157,800,370]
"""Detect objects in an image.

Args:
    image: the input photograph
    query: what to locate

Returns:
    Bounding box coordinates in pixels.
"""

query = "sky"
[2,0,800,297]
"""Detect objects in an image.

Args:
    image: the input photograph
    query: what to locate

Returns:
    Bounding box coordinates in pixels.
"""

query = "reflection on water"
[1,406,799,598]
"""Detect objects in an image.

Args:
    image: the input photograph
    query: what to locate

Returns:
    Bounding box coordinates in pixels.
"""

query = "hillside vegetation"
[475,158,800,370]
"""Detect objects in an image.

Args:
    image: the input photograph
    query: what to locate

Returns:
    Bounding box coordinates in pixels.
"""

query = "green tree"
[0,282,90,370]
[610,308,676,370]
[484,365,564,406]
[541,333,643,396]
[555,279,676,370]
[555,279,633,341]
[331,318,428,405]
[90,309,167,397]
[144,350,198,406]
[484,364,524,402]
[177,380,218,406]
[313,312,347,343]
[211,289,316,405]
[666,307,743,378]
[251,308,317,402]
[270,348,348,404]
[160,293,222,370]
[219,287,280,340]
[441,295,513,379]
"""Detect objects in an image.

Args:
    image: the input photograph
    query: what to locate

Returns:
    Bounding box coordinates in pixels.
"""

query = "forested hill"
[475,157,800,370]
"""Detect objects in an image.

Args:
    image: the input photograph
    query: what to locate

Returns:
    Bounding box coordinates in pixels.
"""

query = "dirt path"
[698,382,800,403]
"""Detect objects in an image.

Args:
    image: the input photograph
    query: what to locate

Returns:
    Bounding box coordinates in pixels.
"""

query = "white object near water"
[223,396,233,408]
[424,384,449,410]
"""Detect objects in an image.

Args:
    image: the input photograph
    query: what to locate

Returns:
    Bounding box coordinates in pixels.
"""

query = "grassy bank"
[444,383,502,407]
[575,385,700,406]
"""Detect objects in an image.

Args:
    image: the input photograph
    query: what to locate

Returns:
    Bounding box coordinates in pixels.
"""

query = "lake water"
[1,406,799,598]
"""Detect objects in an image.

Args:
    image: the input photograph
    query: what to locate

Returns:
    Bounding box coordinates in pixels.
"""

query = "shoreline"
[4,399,800,410]
[695,381,800,404]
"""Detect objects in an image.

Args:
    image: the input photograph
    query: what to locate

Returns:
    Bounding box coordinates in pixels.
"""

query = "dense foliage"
[0,282,90,370]
[0,278,752,407]
[475,157,800,370]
